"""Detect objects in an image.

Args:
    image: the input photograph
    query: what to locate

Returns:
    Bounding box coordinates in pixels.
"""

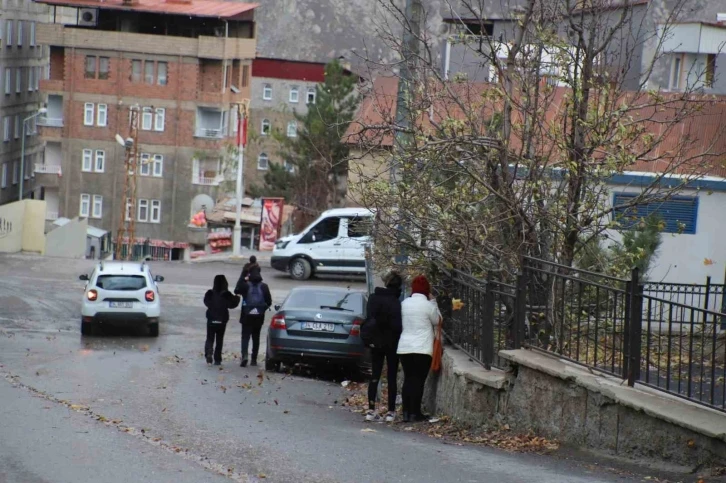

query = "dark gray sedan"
[265,286,369,373]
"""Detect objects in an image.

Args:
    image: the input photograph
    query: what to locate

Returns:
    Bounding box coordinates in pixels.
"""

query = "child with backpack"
[203,275,241,365]
[237,272,272,367]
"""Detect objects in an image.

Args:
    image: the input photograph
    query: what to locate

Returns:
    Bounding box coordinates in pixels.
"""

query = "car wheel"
[148,323,159,337]
[81,321,93,336]
[289,258,312,281]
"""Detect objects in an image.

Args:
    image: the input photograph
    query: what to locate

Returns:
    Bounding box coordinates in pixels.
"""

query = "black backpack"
[243,283,267,315]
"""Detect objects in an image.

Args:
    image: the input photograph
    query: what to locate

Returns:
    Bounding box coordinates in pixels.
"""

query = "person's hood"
[374,286,401,298]
[213,275,228,292]
[249,273,263,284]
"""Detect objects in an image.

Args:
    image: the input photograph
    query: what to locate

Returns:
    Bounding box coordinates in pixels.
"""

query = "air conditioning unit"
[78,8,98,27]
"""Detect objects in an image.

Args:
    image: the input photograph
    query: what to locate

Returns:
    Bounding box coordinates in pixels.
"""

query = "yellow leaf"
[703,258,715,266]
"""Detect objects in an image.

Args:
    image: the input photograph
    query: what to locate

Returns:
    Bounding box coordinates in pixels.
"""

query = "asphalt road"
[0,253,653,483]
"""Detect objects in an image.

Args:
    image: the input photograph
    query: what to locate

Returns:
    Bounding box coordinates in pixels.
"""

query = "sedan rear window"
[285,290,364,313]
[96,275,147,291]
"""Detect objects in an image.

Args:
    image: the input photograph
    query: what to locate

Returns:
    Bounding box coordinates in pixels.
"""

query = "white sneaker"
[365,410,381,422]
[384,411,396,423]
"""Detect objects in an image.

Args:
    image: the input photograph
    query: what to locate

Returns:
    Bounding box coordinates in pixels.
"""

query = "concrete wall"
[44,216,87,258]
[0,199,46,253]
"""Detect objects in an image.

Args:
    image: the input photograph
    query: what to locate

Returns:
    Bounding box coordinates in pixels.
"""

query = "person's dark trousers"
[205,321,227,363]
[241,315,265,363]
[400,353,432,418]
[368,347,399,412]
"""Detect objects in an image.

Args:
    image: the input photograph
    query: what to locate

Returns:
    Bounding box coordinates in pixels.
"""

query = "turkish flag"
[236,112,248,148]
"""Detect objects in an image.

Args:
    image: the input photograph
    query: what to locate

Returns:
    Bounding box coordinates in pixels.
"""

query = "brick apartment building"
[33,0,257,257]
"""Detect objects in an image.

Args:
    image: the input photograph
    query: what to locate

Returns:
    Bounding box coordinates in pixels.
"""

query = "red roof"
[252,58,326,83]
[35,0,258,19]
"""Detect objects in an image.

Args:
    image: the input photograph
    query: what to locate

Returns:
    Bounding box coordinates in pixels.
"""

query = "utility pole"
[232,100,249,256]
[19,108,47,201]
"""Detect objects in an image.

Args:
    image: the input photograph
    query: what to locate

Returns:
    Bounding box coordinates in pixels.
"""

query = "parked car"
[271,207,374,280]
[79,261,164,336]
[265,286,370,374]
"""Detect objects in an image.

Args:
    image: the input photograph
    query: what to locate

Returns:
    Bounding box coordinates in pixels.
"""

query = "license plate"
[301,322,335,332]
[109,302,133,309]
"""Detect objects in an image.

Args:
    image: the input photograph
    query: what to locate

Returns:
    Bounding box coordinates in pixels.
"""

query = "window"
[262,83,272,100]
[612,193,698,235]
[97,104,107,127]
[12,161,18,184]
[154,108,165,131]
[141,108,152,130]
[1,164,6,188]
[131,60,142,83]
[671,56,682,90]
[287,121,297,138]
[257,153,269,170]
[139,153,151,176]
[157,62,167,85]
[138,199,149,222]
[95,150,105,172]
[125,198,133,221]
[16,68,21,94]
[242,64,249,88]
[23,156,30,180]
[27,67,33,92]
[29,22,36,47]
[3,117,9,142]
[144,61,154,84]
[85,56,96,79]
[706,54,716,88]
[79,194,90,217]
[150,200,161,223]
[283,160,295,173]
[92,195,103,218]
[16,21,23,47]
[84,103,94,126]
[261,119,271,135]
[34,66,40,90]
[301,217,341,243]
[14,115,20,139]
[4,68,10,95]
[99,57,110,80]
[82,149,93,172]
[307,87,316,104]
[152,154,163,177]
[289,86,299,103]
[6,20,13,47]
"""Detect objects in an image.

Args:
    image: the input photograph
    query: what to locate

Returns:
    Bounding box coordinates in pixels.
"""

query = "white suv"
[80,261,164,336]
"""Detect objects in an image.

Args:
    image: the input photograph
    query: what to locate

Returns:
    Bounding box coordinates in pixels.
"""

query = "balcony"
[660,23,726,54]
[35,164,62,174]
[37,116,63,128]
[195,128,225,139]
[37,24,256,60]
[46,211,59,221]
[192,175,222,186]
[34,164,62,188]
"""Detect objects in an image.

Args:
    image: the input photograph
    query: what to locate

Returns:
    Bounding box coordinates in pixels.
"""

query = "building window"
[1,163,6,188]
[3,117,9,142]
[152,154,163,177]
[141,108,153,130]
[131,60,142,83]
[138,199,149,222]
[139,153,151,176]
[28,67,33,92]
[670,56,682,90]
[125,198,133,221]
[14,115,20,139]
[157,62,167,85]
[261,119,271,135]
[6,20,13,48]
[258,153,269,170]
[15,68,21,94]
[80,194,90,217]
[154,108,165,131]
[34,66,40,90]
[4,68,10,95]
[82,149,93,172]
[283,160,295,173]
[24,156,30,180]
[242,65,249,88]
[92,195,103,218]
[99,57,110,80]
[97,104,107,127]
[307,87,316,104]
[12,160,19,184]
[95,150,105,172]
[706,54,716,88]
[144,61,154,84]
[262,83,272,100]
[29,22,36,47]
[16,21,23,47]
[612,193,698,235]
[84,103,94,126]
[287,121,297,138]
[85,56,96,79]
[289,86,299,103]
[150,200,161,223]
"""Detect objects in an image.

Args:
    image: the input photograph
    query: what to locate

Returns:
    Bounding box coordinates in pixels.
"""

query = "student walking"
[237,272,272,367]
[203,275,241,365]
[235,256,261,293]
[363,272,403,423]
[398,275,441,422]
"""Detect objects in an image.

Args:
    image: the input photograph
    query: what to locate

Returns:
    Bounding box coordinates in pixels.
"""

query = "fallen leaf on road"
[274,399,278,405]
[428,418,441,423]
[283,410,289,414]
[220,386,227,393]
[258,474,267,479]
[361,428,377,433]
[69,404,88,411]
[139,345,149,352]
[161,408,167,412]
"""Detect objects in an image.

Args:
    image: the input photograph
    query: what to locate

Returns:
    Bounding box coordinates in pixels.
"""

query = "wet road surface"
[0,254,656,482]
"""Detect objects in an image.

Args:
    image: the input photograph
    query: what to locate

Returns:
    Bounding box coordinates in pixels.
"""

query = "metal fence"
[432,258,726,412]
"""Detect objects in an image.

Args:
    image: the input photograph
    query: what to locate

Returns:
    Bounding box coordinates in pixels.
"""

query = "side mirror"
[274,305,281,311]
[154,275,165,282]
[79,274,89,281]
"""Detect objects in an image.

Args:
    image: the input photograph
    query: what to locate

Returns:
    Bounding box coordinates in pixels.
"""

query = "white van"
[271,208,374,280]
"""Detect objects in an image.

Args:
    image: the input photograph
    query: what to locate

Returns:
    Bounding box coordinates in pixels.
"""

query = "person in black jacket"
[235,256,261,294]
[365,271,403,423]
[235,272,272,367]
[203,275,241,365]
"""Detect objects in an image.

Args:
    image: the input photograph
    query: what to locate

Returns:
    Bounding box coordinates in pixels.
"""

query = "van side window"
[347,216,372,238]
[300,217,341,244]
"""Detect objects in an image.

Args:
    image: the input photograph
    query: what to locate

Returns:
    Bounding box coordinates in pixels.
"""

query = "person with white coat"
[397,275,441,422]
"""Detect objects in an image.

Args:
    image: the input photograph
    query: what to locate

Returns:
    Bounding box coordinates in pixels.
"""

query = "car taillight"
[350,318,363,336]
[87,290,98,301]
[145,291,155,302]
[270,314,286,330]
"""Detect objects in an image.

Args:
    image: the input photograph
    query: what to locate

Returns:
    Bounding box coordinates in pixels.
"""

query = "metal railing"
[37,116,63,127]
[35,163,62,174]
[192,175,221,186]
[194,128,224,139]
[45,211,59,221]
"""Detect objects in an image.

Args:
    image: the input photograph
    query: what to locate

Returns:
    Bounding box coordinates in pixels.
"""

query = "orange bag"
[431,316,443,372]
